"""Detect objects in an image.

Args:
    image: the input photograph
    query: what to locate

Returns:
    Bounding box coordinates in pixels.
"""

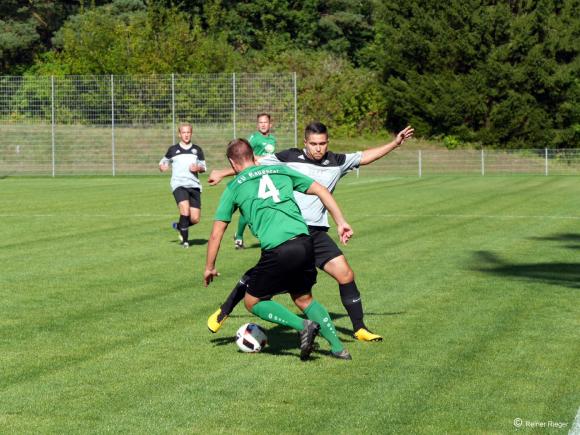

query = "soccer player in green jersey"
[207,122,414,342]
[234,113,277,249]
[204,138,353,360]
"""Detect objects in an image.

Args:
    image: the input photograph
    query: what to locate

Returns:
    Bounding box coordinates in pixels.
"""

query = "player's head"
[178,123,193,144]
[304,121,329,161]
[257,113,272,135]
[227,138,255,173]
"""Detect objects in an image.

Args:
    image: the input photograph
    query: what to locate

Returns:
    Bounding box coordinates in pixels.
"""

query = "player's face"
[304,133,329,161]
[179,126,192,144]
[257,116,271,135]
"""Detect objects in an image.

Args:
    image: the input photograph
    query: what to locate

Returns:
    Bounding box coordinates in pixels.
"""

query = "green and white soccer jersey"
[248,132,277,156]
[214,165,314,250]
[260,149,362,228]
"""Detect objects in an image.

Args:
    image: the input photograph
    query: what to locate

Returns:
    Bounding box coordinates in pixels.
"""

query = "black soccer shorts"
[246,235,317,300]
[308,226,343,269]
[172,187,201,209]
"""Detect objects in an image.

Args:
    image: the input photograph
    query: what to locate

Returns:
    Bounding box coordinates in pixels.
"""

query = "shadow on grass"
[169,238,207,245]
[209,309,405,359]
[531,233,580,250]
[473,250,580,289]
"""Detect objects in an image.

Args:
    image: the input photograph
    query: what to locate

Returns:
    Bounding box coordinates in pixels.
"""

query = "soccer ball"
[235,323,268,353]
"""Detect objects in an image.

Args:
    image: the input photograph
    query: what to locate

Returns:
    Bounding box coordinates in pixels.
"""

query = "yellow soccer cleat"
[354,328,383,342]
[207,308,228,333]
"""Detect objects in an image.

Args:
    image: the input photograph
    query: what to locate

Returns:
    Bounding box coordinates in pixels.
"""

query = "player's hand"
[204,268,220,287]
[337,222,353,245]
[189,163,200,172]
[395,125,414,146]
[159,163,169,172]
[208,170,224,186]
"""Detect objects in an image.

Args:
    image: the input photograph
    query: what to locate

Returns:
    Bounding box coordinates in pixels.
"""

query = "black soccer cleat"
[299,320,320,361]
[331,349,352,360]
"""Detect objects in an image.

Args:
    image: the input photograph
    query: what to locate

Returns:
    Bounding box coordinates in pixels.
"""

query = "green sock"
[235,215,247,240]
[251,300,305,331]
[304,300,344,353]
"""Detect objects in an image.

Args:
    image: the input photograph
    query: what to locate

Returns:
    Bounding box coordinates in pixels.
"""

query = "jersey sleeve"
[279,165,315,193]
[258,154,282,166]
[247,133,258,149]
[273,148,294,162]
[337,152,362,174]
[159,147,173,165]
[195,145,207,170]
[214,187,236,222]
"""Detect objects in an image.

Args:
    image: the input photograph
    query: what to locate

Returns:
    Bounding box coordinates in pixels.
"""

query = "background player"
[204,138,353,360]
[207,122,414,340]
[234,112,277,249]
[159,123,206,248]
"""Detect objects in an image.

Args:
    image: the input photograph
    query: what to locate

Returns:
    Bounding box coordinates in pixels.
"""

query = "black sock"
[219,274,250,321]
[339,281,365,331]
[178,214,189,243]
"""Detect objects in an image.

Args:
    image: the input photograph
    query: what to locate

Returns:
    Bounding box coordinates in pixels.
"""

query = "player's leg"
[207,269,252,333]
[310,229,382,342]
[188,188,201,227]
[189,207,200,225]
[177,200,191,247]
[323,255,383,342]
[234,215,247,249]
[243,237,321,360]
[292,292,351,360]
[172,187,191,247]
[244,287,319,361]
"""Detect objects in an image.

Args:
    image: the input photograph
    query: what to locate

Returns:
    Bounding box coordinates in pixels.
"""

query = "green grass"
[0,175,578,434]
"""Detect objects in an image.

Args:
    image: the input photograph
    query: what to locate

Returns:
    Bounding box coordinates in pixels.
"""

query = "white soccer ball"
[235,323,268,353]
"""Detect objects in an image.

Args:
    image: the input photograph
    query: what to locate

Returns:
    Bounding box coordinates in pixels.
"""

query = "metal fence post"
[171,73,176,144]
[545,148,548,176]
[232,72,237,138]
[418,150,422,177]
[481,148,485,176]
[111,75,116,176]
[293,72,298,147]
[51,76,55,177]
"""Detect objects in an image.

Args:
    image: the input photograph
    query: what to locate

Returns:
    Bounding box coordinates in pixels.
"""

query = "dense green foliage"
[1,0,579,148]
[0,176,578,432]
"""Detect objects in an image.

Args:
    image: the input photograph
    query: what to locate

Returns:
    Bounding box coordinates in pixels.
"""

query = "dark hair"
[226,138,254,162]
[304,121,328,140]
[257,112,271,121]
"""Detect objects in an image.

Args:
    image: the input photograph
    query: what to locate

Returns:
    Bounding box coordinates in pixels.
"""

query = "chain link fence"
[0,73,297,176]
[1,74,579,177]
[358,148,580,176]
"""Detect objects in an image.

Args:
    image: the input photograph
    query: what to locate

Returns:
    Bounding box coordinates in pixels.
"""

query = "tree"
[365,0,580,148]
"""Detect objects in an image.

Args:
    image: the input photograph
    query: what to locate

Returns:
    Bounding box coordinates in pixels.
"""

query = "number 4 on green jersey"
[257,174,280,203]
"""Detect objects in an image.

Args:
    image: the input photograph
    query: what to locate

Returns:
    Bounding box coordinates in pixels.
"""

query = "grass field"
[0,174,578,434]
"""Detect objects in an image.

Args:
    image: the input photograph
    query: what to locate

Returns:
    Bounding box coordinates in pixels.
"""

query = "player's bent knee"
[292,293,313,311]
[333,267,354,284]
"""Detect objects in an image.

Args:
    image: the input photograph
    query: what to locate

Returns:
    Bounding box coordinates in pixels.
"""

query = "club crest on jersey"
[192,149,198,155]
[322,159,330,165]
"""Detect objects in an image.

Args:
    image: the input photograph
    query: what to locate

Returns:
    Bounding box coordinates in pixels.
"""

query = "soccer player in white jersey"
[159,123,207,248]
[207,121,414,341]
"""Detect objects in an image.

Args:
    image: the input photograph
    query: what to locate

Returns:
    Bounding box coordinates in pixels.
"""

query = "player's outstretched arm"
[306,182,353,245]
[208,168,236,186]
[359,125,414,166]
[204,221,228,286]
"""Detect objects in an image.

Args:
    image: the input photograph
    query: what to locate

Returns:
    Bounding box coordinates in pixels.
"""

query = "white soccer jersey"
[260,148,361,227]
[159,143,206,192]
